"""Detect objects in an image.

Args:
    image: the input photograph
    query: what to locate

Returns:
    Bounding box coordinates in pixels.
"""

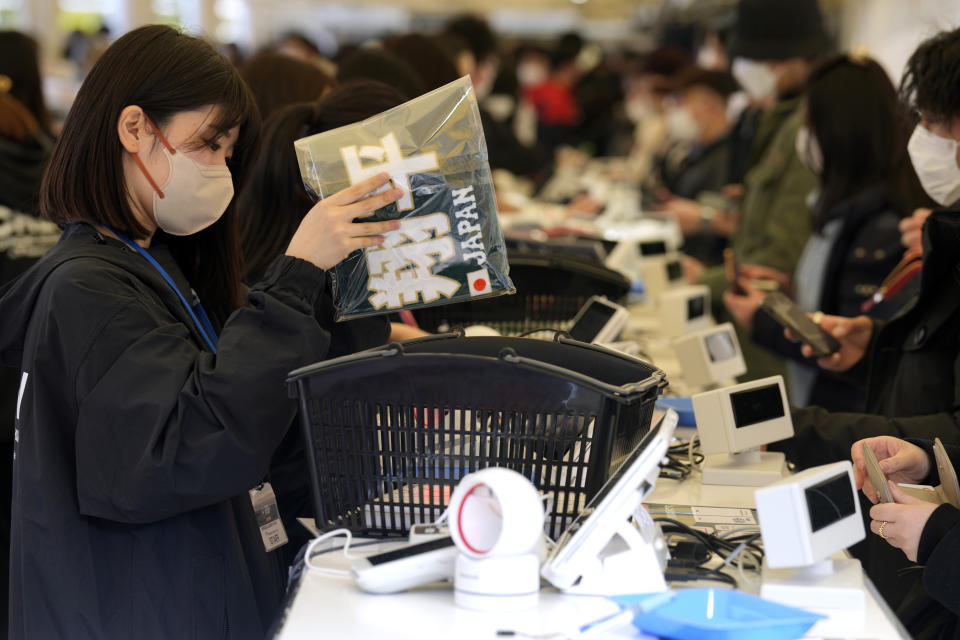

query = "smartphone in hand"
[723,249,745,295]
[760,291,840,357]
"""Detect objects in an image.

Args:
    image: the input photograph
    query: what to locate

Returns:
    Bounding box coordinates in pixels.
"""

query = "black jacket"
[768,210,960,616]
[658,135,734,267]
[752,187,904,412]
[778,210,960,468]
[891,439,960,640]
[0,132,53,215]
[0,223,331,639]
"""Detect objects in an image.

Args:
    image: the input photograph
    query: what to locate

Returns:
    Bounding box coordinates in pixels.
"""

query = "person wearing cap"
[648,69,741,267]
[680,0,828,383]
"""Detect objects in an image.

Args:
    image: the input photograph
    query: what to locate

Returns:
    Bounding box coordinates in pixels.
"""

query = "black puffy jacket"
[0,222,331,639]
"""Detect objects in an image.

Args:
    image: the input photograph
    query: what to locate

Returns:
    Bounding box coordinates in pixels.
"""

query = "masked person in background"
[647,69,740,267]
[722,53,929,413]
[770,27,960,625]
[0,26,405,639]
[679,0,828,383]
[622,47,691,185]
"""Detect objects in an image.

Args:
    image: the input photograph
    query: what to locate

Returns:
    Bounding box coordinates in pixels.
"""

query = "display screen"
[554,415,663,546]
[365,536,455,565]
[569,301,617,342]
[687,295,706,320]
[730,383,784,428]
[805,472,856,533]
[705,330,737,363]
[666,260,683,282]
[639,240,667,256]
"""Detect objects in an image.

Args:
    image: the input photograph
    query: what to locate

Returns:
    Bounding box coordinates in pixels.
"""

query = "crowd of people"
[3,0,960,637]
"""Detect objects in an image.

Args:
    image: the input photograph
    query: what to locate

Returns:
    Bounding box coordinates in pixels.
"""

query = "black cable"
[656,517,765,566]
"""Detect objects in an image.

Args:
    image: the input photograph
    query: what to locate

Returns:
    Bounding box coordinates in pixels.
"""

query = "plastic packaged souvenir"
[295,76,515,321]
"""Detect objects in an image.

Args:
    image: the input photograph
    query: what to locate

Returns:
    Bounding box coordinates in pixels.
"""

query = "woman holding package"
[0,25,403,639]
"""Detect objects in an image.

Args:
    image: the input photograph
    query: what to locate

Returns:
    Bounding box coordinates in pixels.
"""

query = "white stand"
[560,518,668,596]
[701,449,787,486]
[454,553,540,611]
[761,557,866,611]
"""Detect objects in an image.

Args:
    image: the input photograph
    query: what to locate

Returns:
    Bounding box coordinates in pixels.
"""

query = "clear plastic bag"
[294,76,515,321]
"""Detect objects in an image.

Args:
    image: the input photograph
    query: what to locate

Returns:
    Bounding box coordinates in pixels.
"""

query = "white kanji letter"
[366,213,461,309]
[341,132,438,211]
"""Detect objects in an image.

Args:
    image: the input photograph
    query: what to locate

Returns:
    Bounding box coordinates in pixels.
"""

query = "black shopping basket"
[410,250,630,336]
[287,333,667,539]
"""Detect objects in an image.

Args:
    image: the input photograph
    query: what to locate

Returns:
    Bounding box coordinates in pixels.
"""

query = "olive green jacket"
[698,96,818,381]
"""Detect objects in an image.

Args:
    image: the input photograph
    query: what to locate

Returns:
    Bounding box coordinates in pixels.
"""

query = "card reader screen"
[365,537,455,565]
[730,383,784,428]
[687,295,706,320]
[666,260,683,282]
[705,330,736,363]
[805,472,856,532]
[569,302,617,342]
[639,240,667,256]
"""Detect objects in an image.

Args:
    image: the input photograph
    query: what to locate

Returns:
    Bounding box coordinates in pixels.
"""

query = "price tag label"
[249,482,288,552]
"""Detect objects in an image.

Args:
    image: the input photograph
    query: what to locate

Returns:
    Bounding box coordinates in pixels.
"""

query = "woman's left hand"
[722,279,764,332]
[869,481,940,562]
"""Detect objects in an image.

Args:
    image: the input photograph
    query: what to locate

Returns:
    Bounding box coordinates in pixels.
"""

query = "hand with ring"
[868,480,940,562]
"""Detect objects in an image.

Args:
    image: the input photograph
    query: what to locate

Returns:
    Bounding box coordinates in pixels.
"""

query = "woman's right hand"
[286,172,403,271]
[851,436,931,503]
[793,314,873,372]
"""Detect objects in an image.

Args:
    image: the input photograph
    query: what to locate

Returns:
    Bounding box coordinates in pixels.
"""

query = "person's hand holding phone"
[739,264,792,296]
[851,436,930,503]
[792,314,873,372]
[722,278,764,332]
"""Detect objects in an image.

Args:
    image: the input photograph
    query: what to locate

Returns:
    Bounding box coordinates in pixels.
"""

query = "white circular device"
[447,468,545,611]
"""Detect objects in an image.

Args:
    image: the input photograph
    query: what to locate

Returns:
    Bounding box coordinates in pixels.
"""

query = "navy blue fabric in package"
[294,76,515,321]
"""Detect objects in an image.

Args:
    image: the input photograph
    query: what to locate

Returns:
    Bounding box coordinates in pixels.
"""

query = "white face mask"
[795,125,824,175]
[625,97,653,125]
[135,116,235,236]
[516,62,547,88]
[908,124,960,206]
[731,58,778,101]
[697,45,721,70]
[665,106,701,142]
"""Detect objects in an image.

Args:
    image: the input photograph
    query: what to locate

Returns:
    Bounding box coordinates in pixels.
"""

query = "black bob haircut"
[39,25,260,316]
[805,54,930,227]
[900,27,960,126]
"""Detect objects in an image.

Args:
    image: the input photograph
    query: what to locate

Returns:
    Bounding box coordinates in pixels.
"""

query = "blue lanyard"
[107,227,219,353]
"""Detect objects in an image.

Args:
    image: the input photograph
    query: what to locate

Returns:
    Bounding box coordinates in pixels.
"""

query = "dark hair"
[551,32,583,70]
[805,54,929,226]
[238,80,405,281]
[336,48,424,100]
[445,15,497,64]
[278,32,321,57]
[385,34,459,93]
[0,31,50,134]
[638,46,692,78]
[676,69,739,99]
[39,25,260,316]
[0,92,39,142]
[239,50,334,121]
[900,27,960,126]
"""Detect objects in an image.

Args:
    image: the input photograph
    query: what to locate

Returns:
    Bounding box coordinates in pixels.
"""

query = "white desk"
[274,298,909,639]
[277,568,632,640]
[275,465,909,640]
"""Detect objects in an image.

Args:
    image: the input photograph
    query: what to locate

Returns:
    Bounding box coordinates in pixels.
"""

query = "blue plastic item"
[655,397,696,427]
[613,589,824,640]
